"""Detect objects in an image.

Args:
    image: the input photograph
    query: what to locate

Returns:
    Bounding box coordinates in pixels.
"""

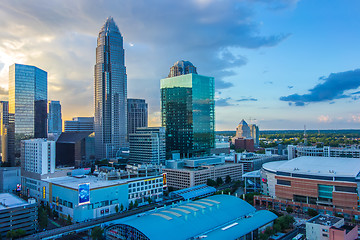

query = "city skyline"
[0,1,359,130]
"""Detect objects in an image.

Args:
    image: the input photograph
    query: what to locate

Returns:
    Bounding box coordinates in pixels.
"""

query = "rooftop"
[262,156,360,178]
[0,193,30,210]
[111,195,277,240]
[307,214,343,226]
[43,175,161,190]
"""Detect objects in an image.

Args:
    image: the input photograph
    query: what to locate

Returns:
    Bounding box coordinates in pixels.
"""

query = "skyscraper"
[127,98,148,138]
[64,117,94,132]
[0,101,14,165]
[161,60,215,159]
[249,123,259,146]
[48,100,62,135]
[94,17,127,159]
[9,63,47,161]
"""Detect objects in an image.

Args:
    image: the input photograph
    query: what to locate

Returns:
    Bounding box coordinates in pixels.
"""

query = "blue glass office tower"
[9,63,47,162]
[94,17,127,159]
[161,61,215,159]
[48,100,62,135]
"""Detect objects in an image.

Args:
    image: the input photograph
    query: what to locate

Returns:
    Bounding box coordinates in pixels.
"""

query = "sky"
[0,0,359,130]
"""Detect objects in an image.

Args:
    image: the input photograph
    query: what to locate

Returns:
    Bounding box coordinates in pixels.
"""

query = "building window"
[277,179,291,186]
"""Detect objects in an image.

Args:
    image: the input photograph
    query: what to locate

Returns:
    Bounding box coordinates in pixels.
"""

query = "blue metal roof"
[169,184,216,200]
[115,195,277,240]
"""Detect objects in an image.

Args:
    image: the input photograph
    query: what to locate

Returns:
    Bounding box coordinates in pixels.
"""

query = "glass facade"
[94,17,127,159]
[48,100,62,135]
[161,73,215,158]
[9,64,47,160]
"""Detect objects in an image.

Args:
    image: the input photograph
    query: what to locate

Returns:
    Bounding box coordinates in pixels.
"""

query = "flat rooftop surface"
[307,215,342,226]
[43,175,161,190]
[263,156,360,177]
[0,193,29,210]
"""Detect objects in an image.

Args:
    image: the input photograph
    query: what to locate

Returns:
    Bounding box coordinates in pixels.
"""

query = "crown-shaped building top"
[168,60,198,78]
[100,16,121,34]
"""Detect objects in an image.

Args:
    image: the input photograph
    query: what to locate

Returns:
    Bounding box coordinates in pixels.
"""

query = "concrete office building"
[129,127,165,165]
[64,117,94,132]
[0,167,20,193]
[105,195,277,240]
[94,17,127,159]
[127,99,148,138]
[232,119,251,143]
[256,156,360,220]
[288,145,360,160]
[21,139,55,175]
[161,60,215,158]
[0,193,37,238]
[9,64,48,161]
[163,156,243,189]
[56,131,95,167]
[48,100,62,135]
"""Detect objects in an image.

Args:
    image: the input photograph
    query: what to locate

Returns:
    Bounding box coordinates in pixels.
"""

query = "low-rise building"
[104,195,277,240]
[306,214,358,240]
[0,167,20,193]
[256,156,360,220]
[0,193,37,238]
[288,145,360,160]
[40,173,164,222]
[163,156,243,189]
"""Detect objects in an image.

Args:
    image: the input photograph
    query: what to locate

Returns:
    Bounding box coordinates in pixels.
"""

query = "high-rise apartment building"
[94,17,127,159]
[127,99,148,138]
[9,64,47,161]
[64,117,94,132]
[129,127,165,165]
[161,60,215,158]
[48,100,62,135]
[21,139,55,175]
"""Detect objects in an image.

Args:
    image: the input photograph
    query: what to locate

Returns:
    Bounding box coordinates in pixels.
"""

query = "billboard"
[78,183,90,205]
[162,173,167,188]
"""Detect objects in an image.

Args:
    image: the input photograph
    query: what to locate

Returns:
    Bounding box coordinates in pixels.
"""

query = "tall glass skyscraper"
[9,63,47,161]
[48,100,62,135]
[161,61,215,159]
[94,17,127,159]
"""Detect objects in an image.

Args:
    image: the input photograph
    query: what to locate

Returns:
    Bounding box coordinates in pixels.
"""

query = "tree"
[275,215,295,231]
[91,226,103,240]
[38,207,48,229]
[206,179,216,187]
[120,203,124,212]
[225,175,231,184]
[286,206,293,214]
[66,214,72,225]
[216,177,223,186]
[6,229,26,239]
[134,200,139,208]
[147,197,152,204]
[307,208,318,217]
[129,201,134,210]
[115,204,119,213]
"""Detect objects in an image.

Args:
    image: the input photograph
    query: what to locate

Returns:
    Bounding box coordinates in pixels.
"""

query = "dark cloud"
[288,86,293,89]
[265,81,273,84]
[237,98,258,102]
[216,98,232,107]
[280,69,360,106]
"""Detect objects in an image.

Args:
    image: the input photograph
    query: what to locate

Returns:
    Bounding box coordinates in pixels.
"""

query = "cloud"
[318,115,332,123]
[237,98,258,102]
[288,86,293,89]
[216,98,232,107]
[0,86,8,95]
[264,81,273,84]
[0,0,290,120]
[280,69,360,106]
